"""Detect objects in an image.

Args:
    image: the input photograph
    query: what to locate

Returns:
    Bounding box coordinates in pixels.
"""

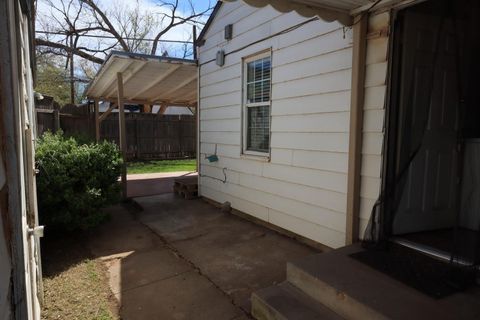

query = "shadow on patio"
[89,179,318,319]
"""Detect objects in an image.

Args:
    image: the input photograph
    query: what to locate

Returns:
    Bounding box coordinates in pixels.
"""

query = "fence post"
[135,116,139,159]
[53,107,60,133]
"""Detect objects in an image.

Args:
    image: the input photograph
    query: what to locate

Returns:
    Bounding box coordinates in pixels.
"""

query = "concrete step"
[252,282,344,320]
[286,244,480,320]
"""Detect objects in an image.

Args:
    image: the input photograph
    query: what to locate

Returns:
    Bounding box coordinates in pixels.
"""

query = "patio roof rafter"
[130,64,182,101]
[152,73,198,102]
[104,61,149,98]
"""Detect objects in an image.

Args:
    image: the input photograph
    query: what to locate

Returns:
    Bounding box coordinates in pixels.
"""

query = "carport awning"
[222,0,393,25]
[86,51,197,107]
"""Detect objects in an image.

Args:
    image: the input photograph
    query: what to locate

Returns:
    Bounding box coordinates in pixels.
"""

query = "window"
[243,52,271,155]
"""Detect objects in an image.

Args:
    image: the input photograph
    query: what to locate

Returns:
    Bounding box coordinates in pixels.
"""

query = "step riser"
[287,263,387,320]
[251,293,287,320]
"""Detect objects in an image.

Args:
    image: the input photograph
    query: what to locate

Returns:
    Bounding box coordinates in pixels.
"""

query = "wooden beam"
[143,104,152,113]
[94,99,100,141]
[98,103,116,122]
[94,60,134,97]
[117,72,128,199]
[130,65,181,100]
[346,14,368,245]
[157,104,168,115]
[152,73,197,102]
[96,96,194,107]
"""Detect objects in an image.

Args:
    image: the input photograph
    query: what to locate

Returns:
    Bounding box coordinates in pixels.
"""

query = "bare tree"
[35,0,212,64]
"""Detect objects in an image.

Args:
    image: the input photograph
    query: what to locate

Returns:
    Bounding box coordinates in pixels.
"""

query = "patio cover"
[86,51,197,107]
[221,0,399,25]
[86,51,198,200]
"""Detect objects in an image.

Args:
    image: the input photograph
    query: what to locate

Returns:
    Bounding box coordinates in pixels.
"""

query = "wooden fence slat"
[36,110,196,160]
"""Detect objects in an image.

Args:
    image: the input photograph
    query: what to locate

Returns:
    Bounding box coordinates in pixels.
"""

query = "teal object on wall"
[206,154,219,162]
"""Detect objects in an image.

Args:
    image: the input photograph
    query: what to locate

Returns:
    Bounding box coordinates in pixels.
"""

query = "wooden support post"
[346,14,368,245]
[143,104,152,113]
[117,73,128,199]
[53,106,60,133]
[94,99,100,142]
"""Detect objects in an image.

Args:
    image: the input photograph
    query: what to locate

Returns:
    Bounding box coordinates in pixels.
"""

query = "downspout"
[346,13,368,245]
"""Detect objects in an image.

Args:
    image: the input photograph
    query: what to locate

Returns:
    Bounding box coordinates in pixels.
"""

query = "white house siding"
[358,11,390,237]
[198,1,353,248]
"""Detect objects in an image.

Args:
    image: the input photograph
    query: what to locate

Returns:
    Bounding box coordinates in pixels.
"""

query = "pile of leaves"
[36,132,122,231]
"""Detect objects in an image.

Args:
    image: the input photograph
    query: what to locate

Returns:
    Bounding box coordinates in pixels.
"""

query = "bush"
[36,132,123,231]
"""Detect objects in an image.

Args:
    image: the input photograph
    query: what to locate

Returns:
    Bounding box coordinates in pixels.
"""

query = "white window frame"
[242,50,272,157]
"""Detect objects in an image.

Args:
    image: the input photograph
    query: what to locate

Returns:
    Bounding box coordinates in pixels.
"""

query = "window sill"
[240,153,270,162]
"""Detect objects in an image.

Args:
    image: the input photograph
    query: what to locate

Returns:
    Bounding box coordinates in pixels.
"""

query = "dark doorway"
[382,0,480,265]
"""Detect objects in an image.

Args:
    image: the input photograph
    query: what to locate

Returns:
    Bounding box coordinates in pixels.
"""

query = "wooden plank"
[346,13,368,245]
[117,73,127,199]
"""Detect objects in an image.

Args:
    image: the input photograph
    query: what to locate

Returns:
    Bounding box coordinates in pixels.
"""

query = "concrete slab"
[88,202,248,319]
[127,172,197,198]
[106,249,192,298]
[134,194,318,313]
[120,270,244,320]
[89,205,163,257]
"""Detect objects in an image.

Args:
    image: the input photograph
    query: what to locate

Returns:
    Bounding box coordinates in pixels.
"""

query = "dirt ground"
[41,232,119,320]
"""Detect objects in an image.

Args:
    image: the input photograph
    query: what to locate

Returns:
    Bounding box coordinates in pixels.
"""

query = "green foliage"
[35,56,71,105]
[127,159,196,174]
[36,132,123,231]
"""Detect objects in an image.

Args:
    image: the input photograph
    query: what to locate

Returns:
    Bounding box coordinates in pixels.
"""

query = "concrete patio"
[89,184,318,319]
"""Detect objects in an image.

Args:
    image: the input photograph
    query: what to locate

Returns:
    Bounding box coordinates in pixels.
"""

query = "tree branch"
[80,0,130,51]
[36,38,104,64]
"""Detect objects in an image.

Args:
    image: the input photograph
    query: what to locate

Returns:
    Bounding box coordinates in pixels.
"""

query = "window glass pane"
[246,55,271,103]
[247,105,270,153]
[254,60,263,81]
[261,80,270,102]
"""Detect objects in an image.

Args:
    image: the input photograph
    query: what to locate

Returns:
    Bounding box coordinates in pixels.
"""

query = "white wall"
[198,1,353,248]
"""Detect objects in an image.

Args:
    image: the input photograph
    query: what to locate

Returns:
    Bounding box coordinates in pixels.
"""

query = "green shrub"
[36,132,123,231]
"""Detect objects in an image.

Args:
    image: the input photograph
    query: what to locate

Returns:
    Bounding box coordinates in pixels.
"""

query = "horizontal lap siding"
[198,2,353,248]
[359,12,390,238]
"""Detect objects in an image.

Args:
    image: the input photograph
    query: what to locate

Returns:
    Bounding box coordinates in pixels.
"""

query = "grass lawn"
[127,159,196,174]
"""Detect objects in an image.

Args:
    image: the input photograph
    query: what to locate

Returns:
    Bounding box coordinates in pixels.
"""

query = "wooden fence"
[36,110,196,160]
